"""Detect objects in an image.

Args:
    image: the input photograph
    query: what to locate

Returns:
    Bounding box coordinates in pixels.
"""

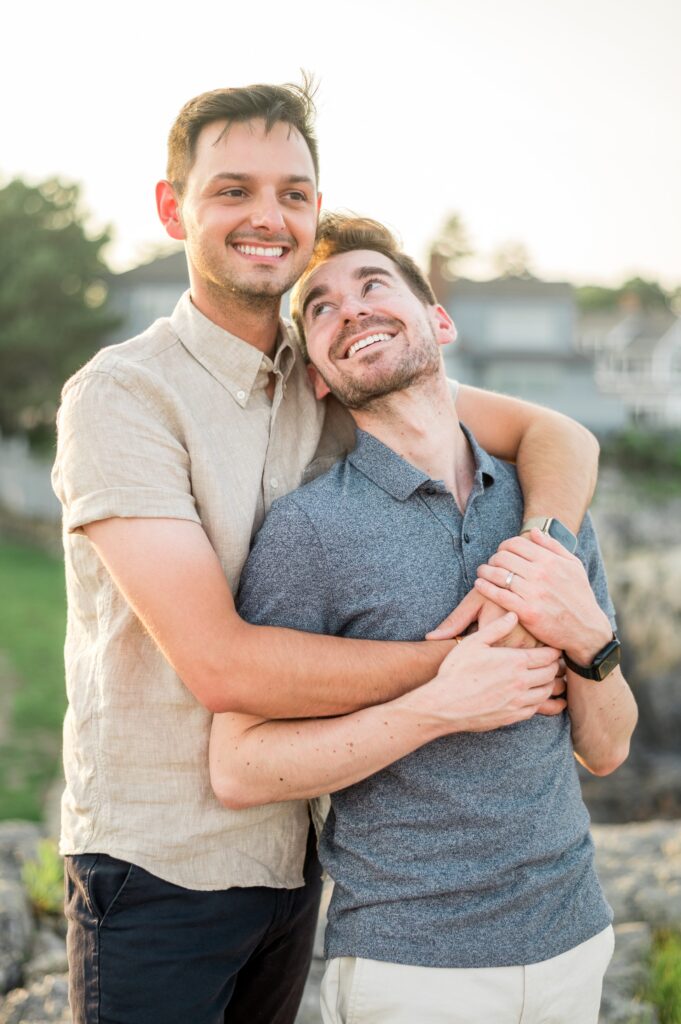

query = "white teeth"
[347,333,392,358]
[235,244,285,258]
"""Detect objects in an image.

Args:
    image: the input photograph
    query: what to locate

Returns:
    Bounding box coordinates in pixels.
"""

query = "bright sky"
[4,0,679,287]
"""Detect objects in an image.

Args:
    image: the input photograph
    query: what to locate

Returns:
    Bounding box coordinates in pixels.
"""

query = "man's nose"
[249,194,286,233]
[339,295,370,322]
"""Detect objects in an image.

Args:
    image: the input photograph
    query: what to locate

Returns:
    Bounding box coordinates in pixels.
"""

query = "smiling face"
[157,118,320,310]
[299,249,456,409]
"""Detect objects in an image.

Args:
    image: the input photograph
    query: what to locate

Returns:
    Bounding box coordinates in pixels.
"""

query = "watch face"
[595,639,622,681]
[547,519,578,554]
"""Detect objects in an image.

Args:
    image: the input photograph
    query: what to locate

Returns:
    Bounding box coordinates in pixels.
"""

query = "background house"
[429,254,628,434]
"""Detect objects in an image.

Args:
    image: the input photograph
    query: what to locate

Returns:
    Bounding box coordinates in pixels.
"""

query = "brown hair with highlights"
[166,75,319,195]
[291,213,437,356]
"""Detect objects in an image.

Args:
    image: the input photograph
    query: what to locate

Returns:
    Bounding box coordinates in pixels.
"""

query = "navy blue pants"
[65,829,323,1024]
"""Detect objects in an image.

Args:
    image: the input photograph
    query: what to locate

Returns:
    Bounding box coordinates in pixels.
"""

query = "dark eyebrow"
[301,284,329,319]
[206,172,315,189]
[354,266,395,282]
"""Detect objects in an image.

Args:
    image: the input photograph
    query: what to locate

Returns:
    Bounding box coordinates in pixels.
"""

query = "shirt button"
[270,478,279,489]
[463,532,471,543]
[237,389,246,401]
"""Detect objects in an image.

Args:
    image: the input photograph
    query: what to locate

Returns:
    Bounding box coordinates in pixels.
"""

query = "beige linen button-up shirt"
[52,291,352,890]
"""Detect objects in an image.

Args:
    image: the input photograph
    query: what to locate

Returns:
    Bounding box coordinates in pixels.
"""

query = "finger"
[551,677,567,697]
[426,588,484,640]
[476,564,529,595]
[471,611,519,646]
[525,527,577,561]
[536,697,568,716]
[474,578,525,613]
[523,645,562,667]
[487,550,534,576]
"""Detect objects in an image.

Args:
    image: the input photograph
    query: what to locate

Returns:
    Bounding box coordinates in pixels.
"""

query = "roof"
[108,249,188,287]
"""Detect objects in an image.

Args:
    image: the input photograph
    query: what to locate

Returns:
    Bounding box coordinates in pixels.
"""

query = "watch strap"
[564,635,621,681]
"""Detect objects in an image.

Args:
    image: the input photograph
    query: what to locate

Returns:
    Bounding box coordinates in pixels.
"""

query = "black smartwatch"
[563,635,621,681]
[521,516,577,554]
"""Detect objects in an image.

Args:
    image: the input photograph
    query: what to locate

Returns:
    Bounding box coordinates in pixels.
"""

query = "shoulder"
[60,317,180,402]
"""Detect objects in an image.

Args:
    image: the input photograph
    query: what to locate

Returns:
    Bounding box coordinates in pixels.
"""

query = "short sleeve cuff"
[65,487,201,533]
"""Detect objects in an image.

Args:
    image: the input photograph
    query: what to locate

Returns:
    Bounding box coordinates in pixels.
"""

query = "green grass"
[646,931,681,1024]
[0,540,66,819]
[21,838,64,916]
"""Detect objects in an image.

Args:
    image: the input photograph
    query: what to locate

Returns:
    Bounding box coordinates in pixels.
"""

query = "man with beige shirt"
[53,80,601,1023]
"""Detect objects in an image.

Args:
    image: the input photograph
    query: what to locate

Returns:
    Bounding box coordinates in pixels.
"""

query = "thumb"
[426,588,484,640]
[474,611,518,646]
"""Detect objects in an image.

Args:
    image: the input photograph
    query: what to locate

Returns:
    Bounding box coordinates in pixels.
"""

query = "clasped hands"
[427,528,613,718]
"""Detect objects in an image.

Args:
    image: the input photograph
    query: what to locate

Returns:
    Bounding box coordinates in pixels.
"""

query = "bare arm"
[472,529,638,775]
[456,385,599,533]
[210,614,562,809]
[83,516,453,717]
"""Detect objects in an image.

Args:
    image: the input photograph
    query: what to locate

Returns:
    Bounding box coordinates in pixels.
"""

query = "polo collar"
[170,291,299,408]
[347,424,497,501]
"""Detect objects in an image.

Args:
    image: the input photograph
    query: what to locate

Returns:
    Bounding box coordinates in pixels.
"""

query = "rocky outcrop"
[587,469,681,823]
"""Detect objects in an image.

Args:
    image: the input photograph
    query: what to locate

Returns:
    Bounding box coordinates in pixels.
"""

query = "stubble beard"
[320,329,442,412]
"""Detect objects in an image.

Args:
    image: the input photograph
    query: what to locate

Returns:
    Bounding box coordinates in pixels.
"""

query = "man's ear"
[306,363,330,400]
[431,304,458,347]
[316,191,323,214]
[156,180,185,241]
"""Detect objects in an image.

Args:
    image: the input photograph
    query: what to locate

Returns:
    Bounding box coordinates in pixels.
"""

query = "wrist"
[564,618,615,668]
[395,682,463,742]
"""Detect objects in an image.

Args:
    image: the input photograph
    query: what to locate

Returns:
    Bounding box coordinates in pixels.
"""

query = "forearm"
[457,384,599,533]
[210,692,445,809]
[567,667,638,775]
[198,620,454,716]
[514,413,599,533]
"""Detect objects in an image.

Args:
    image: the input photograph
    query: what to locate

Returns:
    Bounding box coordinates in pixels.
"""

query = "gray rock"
[0,823,44,883]
[24,925,68,983]
[0,877,32,994]
[0,974,71,1024]
[599,923,658,1023]
[594,821,681,927]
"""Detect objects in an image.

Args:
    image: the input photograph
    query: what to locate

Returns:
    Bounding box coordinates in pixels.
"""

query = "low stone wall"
[1,819,679,1023]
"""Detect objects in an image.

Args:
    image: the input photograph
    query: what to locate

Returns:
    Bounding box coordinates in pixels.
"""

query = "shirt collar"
[347,423,497,501]
[169,291,299,408]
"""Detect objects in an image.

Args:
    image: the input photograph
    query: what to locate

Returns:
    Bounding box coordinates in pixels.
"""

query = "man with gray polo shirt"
[210,214,638,1024]
[52,82,608,1024]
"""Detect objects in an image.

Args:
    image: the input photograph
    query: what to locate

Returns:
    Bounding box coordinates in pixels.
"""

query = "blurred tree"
[430,213,473,280]
[492,241,533,279]
[0,177,118,445]
[576,277,673,314]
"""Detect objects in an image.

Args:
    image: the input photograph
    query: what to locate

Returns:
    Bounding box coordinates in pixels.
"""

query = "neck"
[351,371,476,512]
[189,277,281,356]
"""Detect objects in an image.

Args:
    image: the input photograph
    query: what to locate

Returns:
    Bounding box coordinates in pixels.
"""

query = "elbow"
[211,772,262,811]
[582,740,631,777]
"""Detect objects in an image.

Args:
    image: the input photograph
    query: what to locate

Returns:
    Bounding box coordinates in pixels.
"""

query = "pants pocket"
[85,853,135,924]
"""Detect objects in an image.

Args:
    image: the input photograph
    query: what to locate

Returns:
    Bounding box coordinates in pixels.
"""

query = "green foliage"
[0,176,119,443]
[21,838,64,916]
[577,276,673,313]
[0,541,66,819]
[601,428,681,474]
[645,931,681,1024]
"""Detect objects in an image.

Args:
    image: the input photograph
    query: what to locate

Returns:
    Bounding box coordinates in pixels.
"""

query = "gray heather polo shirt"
[237,426,615,968]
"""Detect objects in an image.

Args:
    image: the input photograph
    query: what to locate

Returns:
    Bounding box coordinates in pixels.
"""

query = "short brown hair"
[291,213,437,356]
[167,76,319,194]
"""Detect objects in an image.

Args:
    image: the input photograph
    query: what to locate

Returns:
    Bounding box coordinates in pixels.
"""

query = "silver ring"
[503,571,515,589]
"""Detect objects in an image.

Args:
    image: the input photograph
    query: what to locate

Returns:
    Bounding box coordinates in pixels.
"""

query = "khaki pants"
[321,926,614,1024]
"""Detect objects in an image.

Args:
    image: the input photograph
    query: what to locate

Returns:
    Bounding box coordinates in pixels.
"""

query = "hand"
[473,529,613,663]
[426,589,540,649]
[414,612,562,734]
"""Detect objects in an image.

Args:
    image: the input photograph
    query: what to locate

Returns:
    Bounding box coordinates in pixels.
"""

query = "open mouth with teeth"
[345,332,395,358]
[232,243,289,260]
